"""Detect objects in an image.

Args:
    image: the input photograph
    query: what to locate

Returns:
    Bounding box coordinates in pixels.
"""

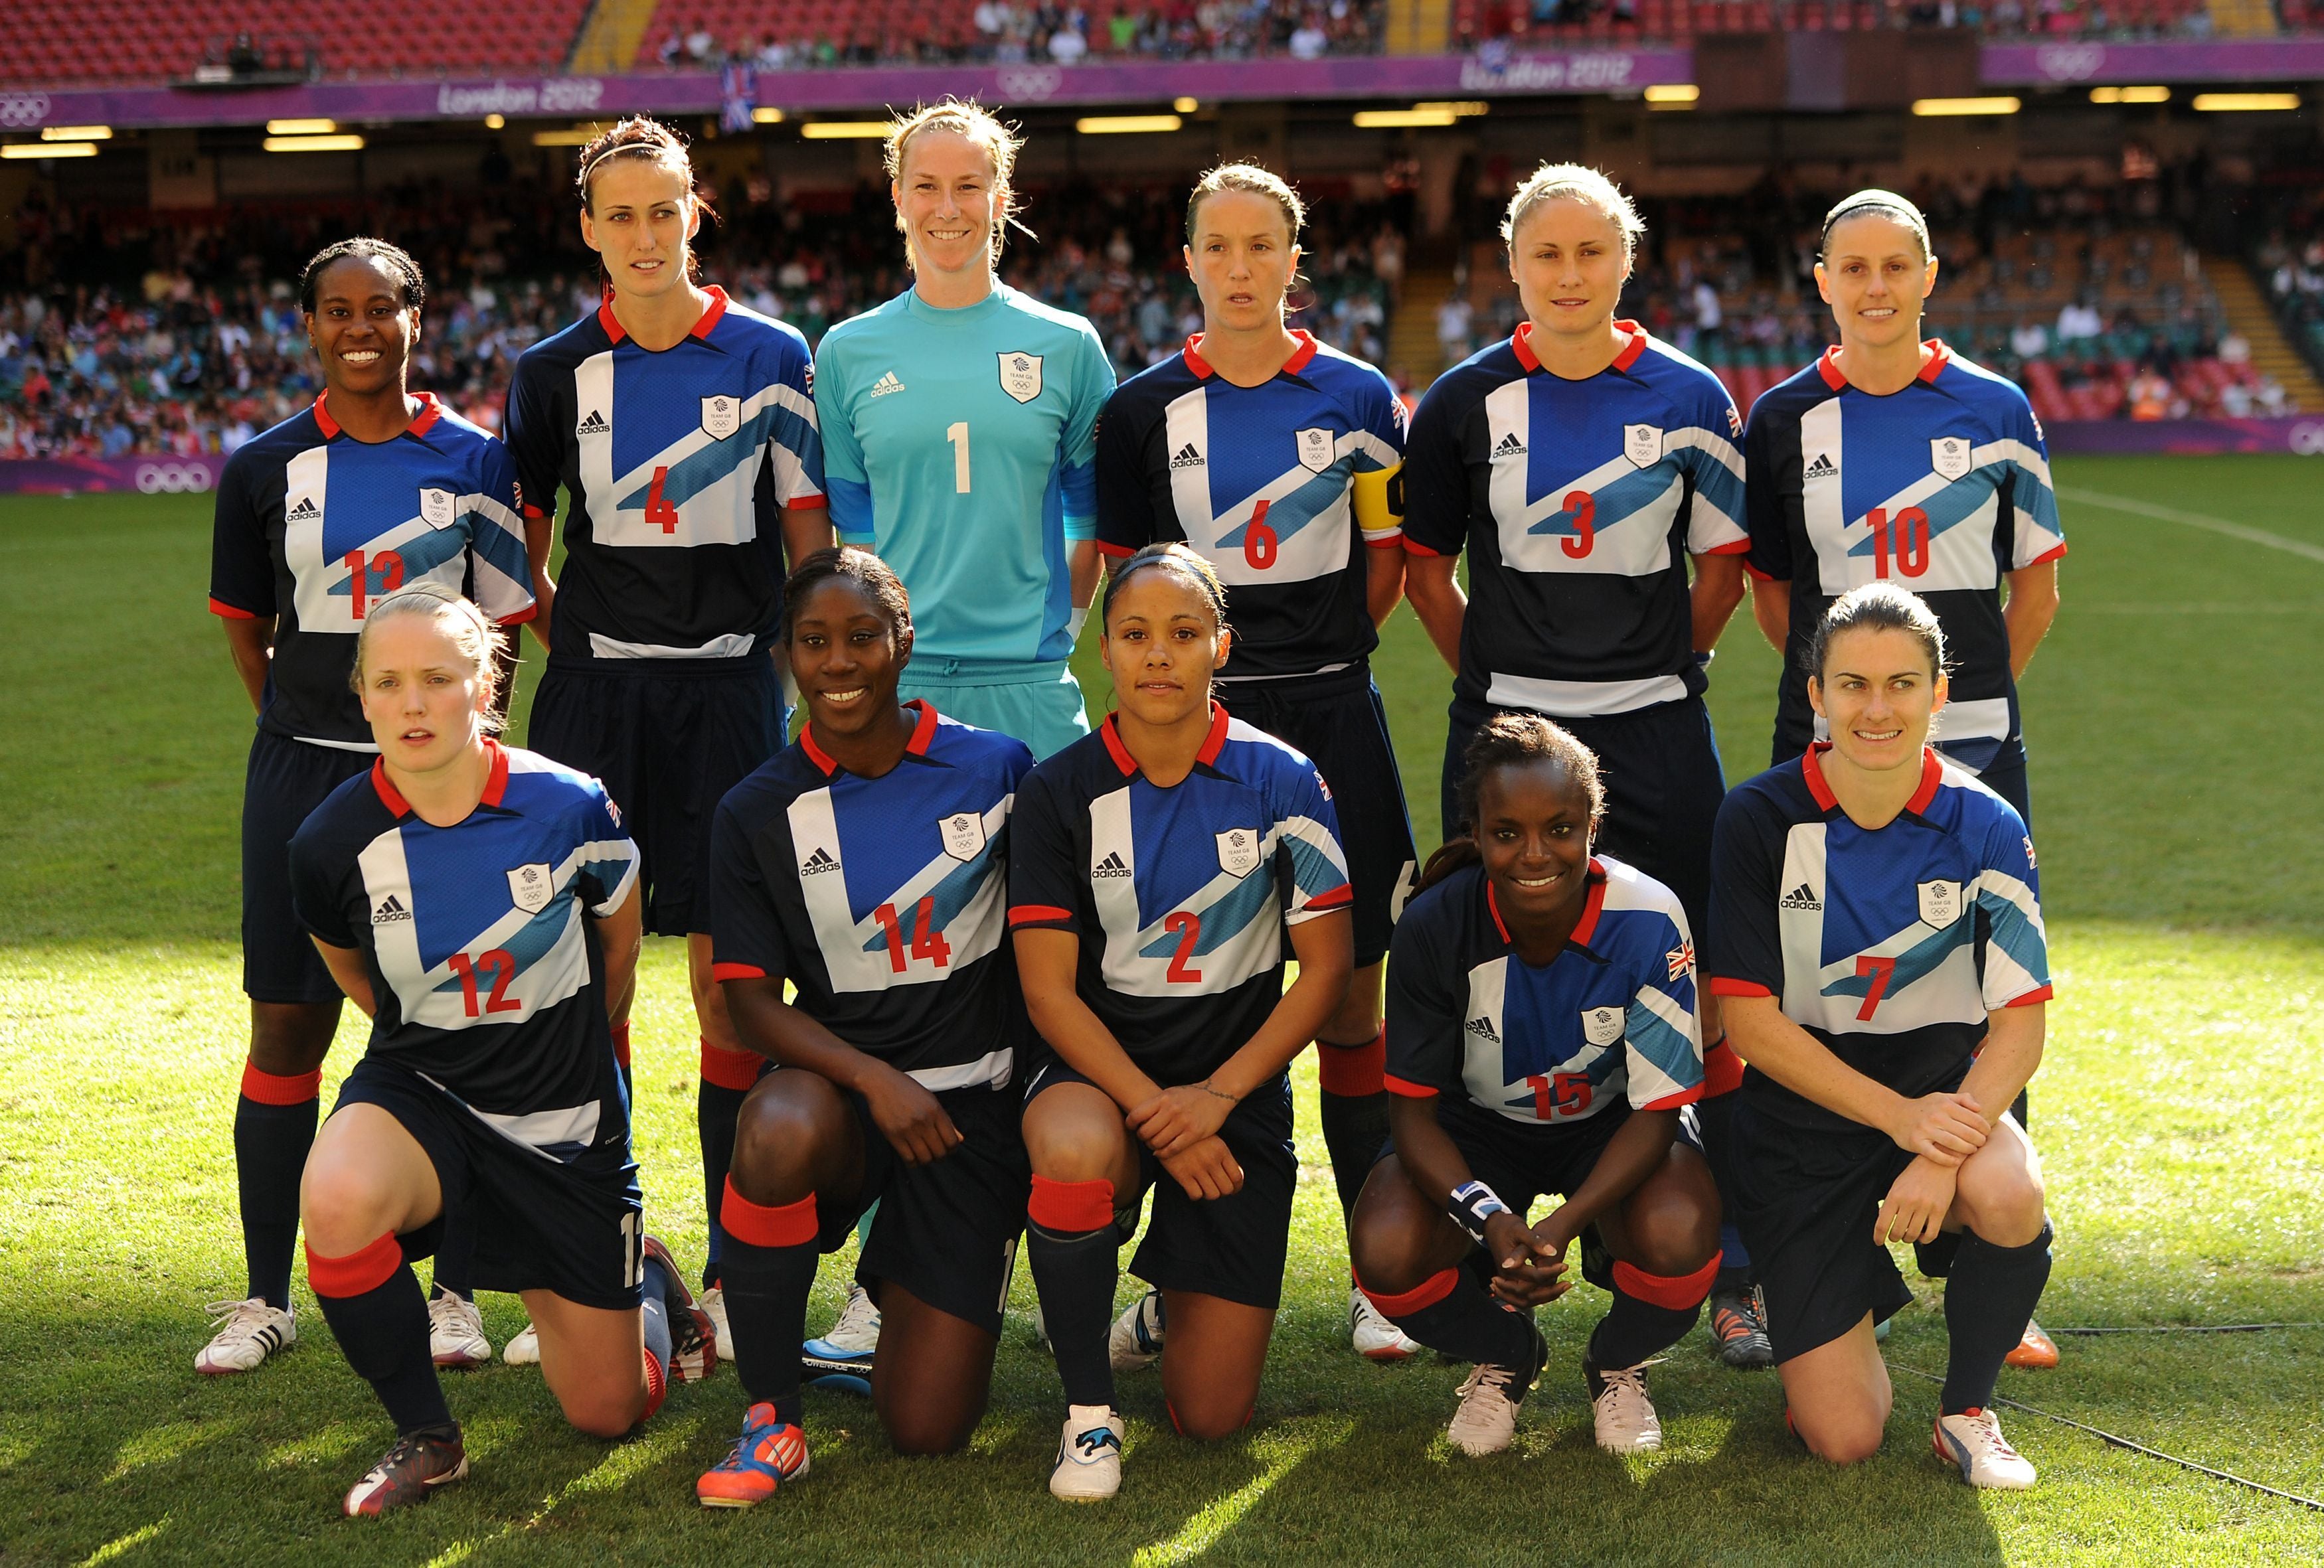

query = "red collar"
[1181,329,1318,382]
[1485,858,1608,952]
[1817,339,1950,392]
[370,737,507,821]
[1801,742,1945,817]
[799,698,939,777]
[1511,319,1648,376]
[1100,702,1231,777]
[313,389,441,442]
[596,284,729,347]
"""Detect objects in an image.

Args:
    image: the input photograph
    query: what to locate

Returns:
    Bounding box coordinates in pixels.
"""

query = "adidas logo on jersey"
[286,497,321,521]
[1779,882,1823,912]
[1464,1016,1502,1044]
[1169,443,1204,470]
[576,409,610,436]
[800,846,842,876]
[1803,452,1838,479]
[870,370,906,398]
[1092,851,1132,878]
[1492,431,1526,458]
[372,894,412,925]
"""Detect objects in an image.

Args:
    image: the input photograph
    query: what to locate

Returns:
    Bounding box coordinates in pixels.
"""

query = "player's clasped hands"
[859,1063,965,1166]
[1889,1089,1988,1167]
[1875,1157,1961,1246]
[1127,1081,1237,1160]
[1485,1210,1573,1309]
[1158,1136,1245,1202]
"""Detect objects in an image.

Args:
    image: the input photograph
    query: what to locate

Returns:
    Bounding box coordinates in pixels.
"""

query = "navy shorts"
[336,1057,644,1311]
[1444,694,1724,936]
[1726,1085,1953,1363]
[242,729,374,1004]
[1220,666,1418,969]
[808,1083,1030,1338]
[1025,1059,1297,1312]
[527,657,787,938]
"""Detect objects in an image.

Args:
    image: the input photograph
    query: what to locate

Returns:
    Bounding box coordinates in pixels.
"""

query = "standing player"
[205,238,534,1377]
[289,588,712,1516]
[1400,165,1764,1365]
[1742,189,2064,1370]
[695,550,1037,1506]
[1708,584,2052,1489]
[1096,163,1418,1364]
[506,117,831,1355]
[1351,714,1719,1456]
[1010,545,1354,1500]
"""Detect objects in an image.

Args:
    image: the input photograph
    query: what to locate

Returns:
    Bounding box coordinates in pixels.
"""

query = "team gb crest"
[1295,427,1334,473]
[701,394,740,439]
[999,352,1044,403]
[507,862,555,914]
[1931,436,1972,481]
[419,487,456,529]
[1215,827,1261,879]
[1623,424,1662,468]
[940,811,987,862]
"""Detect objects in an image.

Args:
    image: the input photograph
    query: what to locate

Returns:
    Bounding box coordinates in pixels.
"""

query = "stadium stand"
[1452,0,2242,46]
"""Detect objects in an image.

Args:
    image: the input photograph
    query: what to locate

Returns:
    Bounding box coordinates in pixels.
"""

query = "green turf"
[3,457,2323,1565]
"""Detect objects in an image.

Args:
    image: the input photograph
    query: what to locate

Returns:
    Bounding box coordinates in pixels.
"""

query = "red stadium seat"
[0,0,594,81]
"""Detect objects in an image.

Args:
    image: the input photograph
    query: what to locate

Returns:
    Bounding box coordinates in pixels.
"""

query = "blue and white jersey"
[1743,342,2066,772]
[1009,706,1353,1084]
[1094,331,1406,682]
[209,392,534,747]
[505,287,824,665]
[705,702,1036,1092]
[1386,858,1702,1128]
[1706,743,2052,1135]
[288,742,641,1169]
[1402,321,1747,718]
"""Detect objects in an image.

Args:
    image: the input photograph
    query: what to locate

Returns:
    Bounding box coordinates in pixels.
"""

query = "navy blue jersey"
[1009,706,1352,1085]
[1094,331,1406,682]
[1402,321,1747,717]
[1706,744,2052,1135]
[209,393,535,748]
[1386,858,1702,1127]
[706,702,1037,1091]
[288,742,641,1166]
[504,287,824,664]
[1743,343,2066,772]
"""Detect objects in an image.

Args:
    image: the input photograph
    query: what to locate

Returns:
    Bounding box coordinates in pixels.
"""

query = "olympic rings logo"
[2034,45,2106,81]
[995,66,1063,101]
[135,461,216,493]
[0,93,52,127]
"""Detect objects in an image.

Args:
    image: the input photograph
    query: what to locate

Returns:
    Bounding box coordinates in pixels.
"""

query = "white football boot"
[1049,1405,1125,1501]
[427,1290,492,1370]
[1350,1287,1420,1361]
[1934,1408,2037,1489]
[502,1321,541,1365]
[700,1285,731,1360]
[1108,1287,1166,1372]
[196,1298,295,1375]
[805,1283,882,1362]
[1586,1359,1665,1453]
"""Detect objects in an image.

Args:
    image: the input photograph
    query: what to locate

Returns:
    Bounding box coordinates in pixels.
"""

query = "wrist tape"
[1447,1180,1511,1247]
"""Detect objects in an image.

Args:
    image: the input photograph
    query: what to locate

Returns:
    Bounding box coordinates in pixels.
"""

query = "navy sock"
[640,1247,677,1386]
[1691,1090,1754,1291]
[234,1067,319,1310]
[697,1073,754,1288]
[430,1204,475,1302]
[1028,1225,1119,1409]
[720,1181,819,1425]
[1317,1091,1390,1224]
[1365,1269,1539,1379]
[310,1235,452,1437]
[1942,1222,2054,1415]
[1588,1259,1716,1370]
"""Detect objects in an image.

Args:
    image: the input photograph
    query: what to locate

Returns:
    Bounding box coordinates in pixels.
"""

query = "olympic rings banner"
[0,457,220,494]
[2038,418,2324,456]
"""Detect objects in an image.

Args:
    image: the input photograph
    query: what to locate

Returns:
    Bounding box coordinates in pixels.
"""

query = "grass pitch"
[3,455,2323,1565]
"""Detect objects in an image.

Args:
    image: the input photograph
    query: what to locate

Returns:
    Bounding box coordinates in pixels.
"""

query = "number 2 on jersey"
[1163,911,1203,983]
[873,898,953,973]
[947,422,971,494]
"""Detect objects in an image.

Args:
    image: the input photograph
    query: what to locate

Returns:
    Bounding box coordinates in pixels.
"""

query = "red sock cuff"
[610,1021,631,1070]
[641,1344,667,1422]
[1611,1253,1720,1310]
[1702,1036,1744,1098]
[241,1061,323,1105]
[720,1178,818,1248]
[1029,1174,1114,1233]
[306,1231,404,1298]
[1357,1267,1459,1318]
[1316,1028,1386,1097]
[700,1038,761,1091]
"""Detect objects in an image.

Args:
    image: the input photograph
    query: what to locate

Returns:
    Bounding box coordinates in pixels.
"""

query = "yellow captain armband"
[1353,463,1404,544]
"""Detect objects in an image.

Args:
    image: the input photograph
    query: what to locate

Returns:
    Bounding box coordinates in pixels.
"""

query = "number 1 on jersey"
[947,422,971,494]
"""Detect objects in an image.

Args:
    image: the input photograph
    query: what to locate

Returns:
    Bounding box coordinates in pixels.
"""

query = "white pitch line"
[2060,486,2324,568]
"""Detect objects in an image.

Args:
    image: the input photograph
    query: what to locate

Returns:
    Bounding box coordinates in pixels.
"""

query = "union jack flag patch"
[1667,941,1695,982]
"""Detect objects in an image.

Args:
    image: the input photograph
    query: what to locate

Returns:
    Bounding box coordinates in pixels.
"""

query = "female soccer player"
[693,549,1037,1506]
[506,116,832,1353]
[1708,583,2052,1489]
[205,238,535,1377]
[1351,714,1720,1456]
[1400,163,1762,1364]
[1741,189,2065,1367]
[1094,163,1417,1362]
[814,99,1115,760]
[1009,544,1355,1501]
[288,587,712,1516]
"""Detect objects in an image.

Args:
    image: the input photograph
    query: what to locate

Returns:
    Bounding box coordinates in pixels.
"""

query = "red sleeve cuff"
[1708,977,1774,998]
[1400,537,1446,558]
[1699,538,1752,556]
[1009,904,1076,927]
[497,604,540,625]
[2001,984,2052,1008]
[710,962,768,982]
[1301,884,1354,912]
[1094,540,1138,559]
[1701,1037,1746,1097]
[2023,542,2068,567]
[1640,1084,1706,1111]
[1363,533,1405,550]
[1384,1073,1438,1098]
[208,596,261,620]
[785,493,828,510]
[522,503,548,521]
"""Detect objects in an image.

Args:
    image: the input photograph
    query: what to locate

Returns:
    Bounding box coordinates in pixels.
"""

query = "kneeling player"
[1709,583,2052,1488]
[695,550,1037,1506]
[1010,544,1355,1501]
[1351,715,1719,1456]
[290,588,712,1517]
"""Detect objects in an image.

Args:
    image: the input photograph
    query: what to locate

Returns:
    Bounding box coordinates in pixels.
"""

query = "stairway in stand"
[2204,0,2281,36]
[2200,254,2324,413]
[1385,268,1459,392]
[1387,0,1452,54]
[569,0,661,73]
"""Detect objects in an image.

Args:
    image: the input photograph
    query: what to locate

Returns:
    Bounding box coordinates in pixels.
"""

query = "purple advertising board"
[1979,37,2324,86]
[0,455,224,494]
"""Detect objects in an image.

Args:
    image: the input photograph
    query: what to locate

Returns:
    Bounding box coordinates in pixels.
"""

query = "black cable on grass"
[2046,1322,2324,1336]
[1890,1364,2324,1514]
